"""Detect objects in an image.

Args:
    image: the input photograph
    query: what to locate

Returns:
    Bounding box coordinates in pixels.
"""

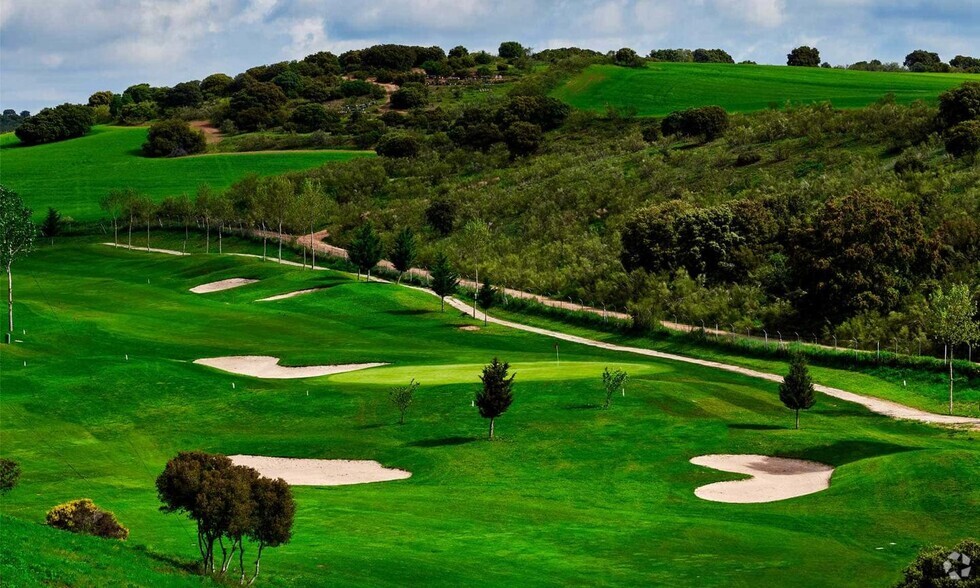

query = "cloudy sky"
[2,0,978,113]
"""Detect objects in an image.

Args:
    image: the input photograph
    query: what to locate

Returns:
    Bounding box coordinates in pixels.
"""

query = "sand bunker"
[190,278,259,294]
[256,288,323,302]
[458,325,481,331]
[229,455,411,486]
[690,454,834,503]
[194,355,387,379]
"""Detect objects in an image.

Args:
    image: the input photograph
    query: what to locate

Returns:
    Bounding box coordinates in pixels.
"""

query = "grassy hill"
[553,62,980,116]
[1,236,977,586]
[0,126,373,220]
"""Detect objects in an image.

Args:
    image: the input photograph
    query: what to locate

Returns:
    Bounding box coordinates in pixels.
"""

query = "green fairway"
[0,126,373,220]
[1,237,977,587]
[553,62,980,116]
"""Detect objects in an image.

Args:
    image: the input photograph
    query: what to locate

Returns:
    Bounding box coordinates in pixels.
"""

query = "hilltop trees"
[498,41,527,60]
[930,284,980,414]
[15,103,93,145]
[430,252,459,311]
[142,120,207,157]
[614,48,645,68]
[476,358,515,440]
[787,46,820,67]
[156,451,295,583]
[779,354,815,429]
[937,82,980,129]
[693,48,734,63]
[1,186,36,335]
[904,49,943,72]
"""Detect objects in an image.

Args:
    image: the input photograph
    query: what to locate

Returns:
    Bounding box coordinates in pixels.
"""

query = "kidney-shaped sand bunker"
[690,454,834,503]
[230,455,411,486]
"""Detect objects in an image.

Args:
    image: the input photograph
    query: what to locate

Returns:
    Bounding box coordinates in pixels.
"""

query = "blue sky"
[1,0,978,113]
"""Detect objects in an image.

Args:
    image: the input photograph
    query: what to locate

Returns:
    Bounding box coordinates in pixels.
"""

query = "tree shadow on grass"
[129,544,199,573]
[728,423,786,431]
[565,403,602,410]
[386,309,432,316]
[794,440,917,467]
[406,436,478,448]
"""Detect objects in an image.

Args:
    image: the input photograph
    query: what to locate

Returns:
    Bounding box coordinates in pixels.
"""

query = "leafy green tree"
[787,46,820,67]
[389,379,419,424]
[246,476,295,585]
[476,358,515,440]
[159,194,195,253]
[87,90,113,106]
[498,41,526,60]
[390,227,417,283]
[1,186,36,334]
[938,82,980,129]
[429,252,459,311]
[15,103,93,145]
[142,119,206,157]
[425,198,457,235]
[201,73,234,98]
[294,179,327,269]
[290,103,332,133]
[944,120,980,158]
[390,83,429,109]
[41,207,61,239]
[259,176,295,263]
[348,222,383,280]
[779,354,816,429]
[693,48,734,63]
[504,121,542,157]
[375,133,422,158]
[449,45,469,59]
[930,284,980,414]
[903,49,942,71]
[614,47,645,67]
[195,185,220,253]
[477,278,497,320]
[0,458,21,494]
[895,539,980,587]
[161,81,204,109]
[601,368,629,409]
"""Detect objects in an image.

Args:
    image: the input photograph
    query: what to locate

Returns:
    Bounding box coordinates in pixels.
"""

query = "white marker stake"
[306,390,309,396]
[232,382,236,389]
[125,354,129,360]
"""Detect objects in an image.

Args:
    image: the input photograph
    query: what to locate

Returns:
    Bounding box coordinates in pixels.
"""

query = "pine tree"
[475,358,515,440]
[429,252,458,311]
[779,354,816,429]
[390,226,416,283]
[348,223,383,281]
[476,278,496,325]
[41,207,61,239]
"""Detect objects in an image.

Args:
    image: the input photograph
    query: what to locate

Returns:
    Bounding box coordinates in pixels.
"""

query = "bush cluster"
[14,104,93,145]
[46,499,129,540]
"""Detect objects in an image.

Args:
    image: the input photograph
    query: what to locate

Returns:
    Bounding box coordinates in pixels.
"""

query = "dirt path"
[436,293,980,429]
[189,120,222,145]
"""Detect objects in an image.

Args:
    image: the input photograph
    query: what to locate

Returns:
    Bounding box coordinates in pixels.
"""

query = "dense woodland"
[7,42,980,353]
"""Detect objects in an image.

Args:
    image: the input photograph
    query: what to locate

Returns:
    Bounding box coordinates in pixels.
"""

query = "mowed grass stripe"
[0,126,373,220]
[553,62,980,116]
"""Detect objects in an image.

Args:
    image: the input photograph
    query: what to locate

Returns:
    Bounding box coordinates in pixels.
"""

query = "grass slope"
[553,62,980,116]
[0,126,373,220]
[1,237,977,586]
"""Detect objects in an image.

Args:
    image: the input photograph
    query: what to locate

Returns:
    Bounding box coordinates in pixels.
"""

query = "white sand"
[690,454,834,503]
[190,278,259,294]
[194,355,387,379]
[458,325,481,331]
[229,455,411,486]
[103,243,188,256]
[256,288,324,302]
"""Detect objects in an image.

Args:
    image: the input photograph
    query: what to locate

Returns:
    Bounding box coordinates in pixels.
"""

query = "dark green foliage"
[641,124,661,142]
[375,133,422,158]
[228,82,288,131]
[895,539,980,587]
[789,192,938,324]
[87,91,113,106]
[945,120,980,157]
[661,105,730,141]
[601,367,628,409]
[449,45,468,59]
[938,82,980,129]
[41,207,61,238]
[390,83,429,109]
[735,151,762,166]
[348,223,383,278]
[141,120,206,157]
[389,379,419,424]
[429,252,458,311]
[477,278,497,311]
[475,358,515,439]
[0,109,29,133]
[449,107,504,150]
[693,48,734,63]
[118,102,156,125]
[339,79,380,98]
[425,198,457,235]
[498,41,526,60]
[161,81,203,109]
[649,48,694,62]
[302,51,342,76]
[272,70,303,98]
[504,121,543,157]
[787,46,821,67]
[950,55,980,73]
[123,83,155,103]
[289,103,337,133]
[497,95,570,131]
[201,73,234,98]
[14,104,93,145]
[0,458,20,494]
[904,49,943,71]
[390,227,417,281]
[614,48,645,68]
[360,44,418,71]
[46,499,129,540]
[778,354,815,429]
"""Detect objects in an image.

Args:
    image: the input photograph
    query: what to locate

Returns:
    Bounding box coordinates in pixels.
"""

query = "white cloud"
[714,0,785,28]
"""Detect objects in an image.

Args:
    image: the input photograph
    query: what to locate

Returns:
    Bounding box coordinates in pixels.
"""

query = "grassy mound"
[553,62,980,116]
[0,126,373,220]
[1,237,977,586]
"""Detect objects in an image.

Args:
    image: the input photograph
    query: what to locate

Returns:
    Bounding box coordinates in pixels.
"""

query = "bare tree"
[1,186,36,335]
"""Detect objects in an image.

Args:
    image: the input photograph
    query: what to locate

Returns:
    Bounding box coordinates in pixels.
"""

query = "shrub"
[375,133,422,158]
[735,151,762,166]
[46,499,129,540]
[787,46,820,67]
[14,103,93,145]
[390,83,429,109]
[944,120,980,157]
[142,119,207,157]
[661,106,729,141]
[290,103,339,133]
[896,539,980,587]
[118,101,157,125]
[614,47,645,68]
[938,82,980,129]
[641,124,661,142]
[503,121,543,157]
[693,48,734,63]
[0,459,21,494]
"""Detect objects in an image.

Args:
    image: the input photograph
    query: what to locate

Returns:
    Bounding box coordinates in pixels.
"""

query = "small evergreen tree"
[390,227,417,283]
[601,368,629,409]
[41,207,61,238]
[348,223,383,280]
[389,379,419,424]
[476,278,496,325]
[779,354,816,429]
[476,358,515,440]
[0,458,21,495]
[429,252,458,311]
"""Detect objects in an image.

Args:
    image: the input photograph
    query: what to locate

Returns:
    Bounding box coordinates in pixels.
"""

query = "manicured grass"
[0,126,373,221]
[1,238,977,586]
[553,62,980,116]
